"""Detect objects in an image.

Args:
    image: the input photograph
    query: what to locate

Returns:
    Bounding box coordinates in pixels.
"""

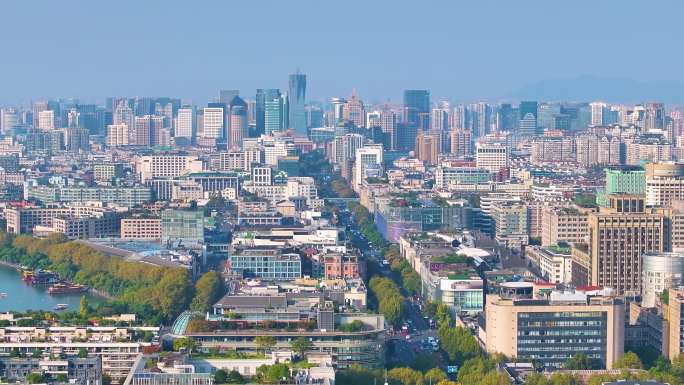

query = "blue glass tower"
[288,71,307,136]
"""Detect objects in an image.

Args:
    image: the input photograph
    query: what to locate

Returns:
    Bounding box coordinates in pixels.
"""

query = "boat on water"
[0,293,6,298]
[54,304,68,311]
[47,282,88,295]
[22,269,59,285]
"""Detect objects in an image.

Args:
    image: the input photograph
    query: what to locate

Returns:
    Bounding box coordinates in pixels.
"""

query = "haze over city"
[2,0,684,104]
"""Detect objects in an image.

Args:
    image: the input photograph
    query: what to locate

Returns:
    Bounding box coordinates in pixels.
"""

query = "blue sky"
[0,0,681,105]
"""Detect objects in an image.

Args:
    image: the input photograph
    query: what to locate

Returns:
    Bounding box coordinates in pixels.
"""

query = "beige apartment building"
[541,205,592,247]
[120,218,162,240]
[588,195,665,297]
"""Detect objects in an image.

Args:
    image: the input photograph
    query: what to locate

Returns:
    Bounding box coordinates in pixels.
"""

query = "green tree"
[214,369,228,384]
[190,271,225,313]
[336,365,382,385]
[79,295,89,317]
[289,337,313,358]
[613,351,643,369]
[77,348,88,358]
[387,367,424,385]
[55,373,69,382]
[172,338,198,353]
[424,368,447,384]
[227,370,244,384]
[31,349,42,358]
[255,336,277,353]
[548,373,581,385]
[564,353,595,370]
[26,373,45,384]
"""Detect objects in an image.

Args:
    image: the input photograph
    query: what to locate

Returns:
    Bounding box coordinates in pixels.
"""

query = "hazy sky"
[1,0,681,105]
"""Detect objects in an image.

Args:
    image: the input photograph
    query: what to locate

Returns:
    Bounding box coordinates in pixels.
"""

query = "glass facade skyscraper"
[256,89,281,137]
[288,72,307,136]
[403,89,430,128]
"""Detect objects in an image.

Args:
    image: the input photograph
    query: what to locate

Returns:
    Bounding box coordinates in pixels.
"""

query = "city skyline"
[1,1,684,105]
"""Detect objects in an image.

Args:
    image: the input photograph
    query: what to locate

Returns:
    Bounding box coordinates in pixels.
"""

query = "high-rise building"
[476,141,509,172]
[265,95,286,135]
[588,194,665,296]
[342,90,365,128]
[576,134,599,167]
[32,100,48,127]
[0,108,18,132]
[256,89,281,136]
[133,115,165,146]
[450,129,472,157]
[518,101,538,136]
[64,127,90,152]
[596,168,646,207]
[219,90,240,106]
[590,101,608,126]
[530,136,575,165]
[645,162,684,207]
[415,131,440,166]
[175,107,195,139]
[202,106,225,139]
[497,103,517,132]
[106,124,129,147]
[431,107,449,131]
[645,102,666,130]
[380,108,397,151]
[229,96,248,150]
[288,71,307,136]
[353,144,383,190]
[38,110,55,130]
[403,90,430,130]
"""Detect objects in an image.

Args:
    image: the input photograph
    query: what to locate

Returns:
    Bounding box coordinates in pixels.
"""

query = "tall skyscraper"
[518,101,538,136]
[354,144,383,190]
[134,115,165,146]
[403,90,430,129]
[38,110,55,130]
[219,90,240,106]
[32,100,48,127]
[416,131,440,166]
[590,101,607,126]
[342,90,365,128]
[202,106,225,139]
[0,108,18,133]
[229,96,248,149]
[175,107,195,140]
[288,71,307,136]
[265,95,286,135]
[380,108,398,151]
[256,89,281,136]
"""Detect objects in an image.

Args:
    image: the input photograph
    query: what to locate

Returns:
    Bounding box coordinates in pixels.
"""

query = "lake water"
[0,266,104,312]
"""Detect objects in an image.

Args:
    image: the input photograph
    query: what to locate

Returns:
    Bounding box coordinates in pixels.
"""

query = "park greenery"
[368,276,404,326]
[0,232,224,323]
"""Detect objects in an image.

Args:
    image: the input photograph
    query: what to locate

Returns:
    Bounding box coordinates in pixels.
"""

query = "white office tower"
[0,108,18,132]
[175,107,195,139]
[202,107,224,139]
[354,144,384,191]
[590,101,607,126]
[475,141,509,173]
[38,110,55,130]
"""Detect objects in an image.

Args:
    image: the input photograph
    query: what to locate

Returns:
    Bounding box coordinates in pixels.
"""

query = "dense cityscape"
[2,1,684,384]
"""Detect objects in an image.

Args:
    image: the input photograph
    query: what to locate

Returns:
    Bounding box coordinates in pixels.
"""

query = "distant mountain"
[506,75,684,104]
